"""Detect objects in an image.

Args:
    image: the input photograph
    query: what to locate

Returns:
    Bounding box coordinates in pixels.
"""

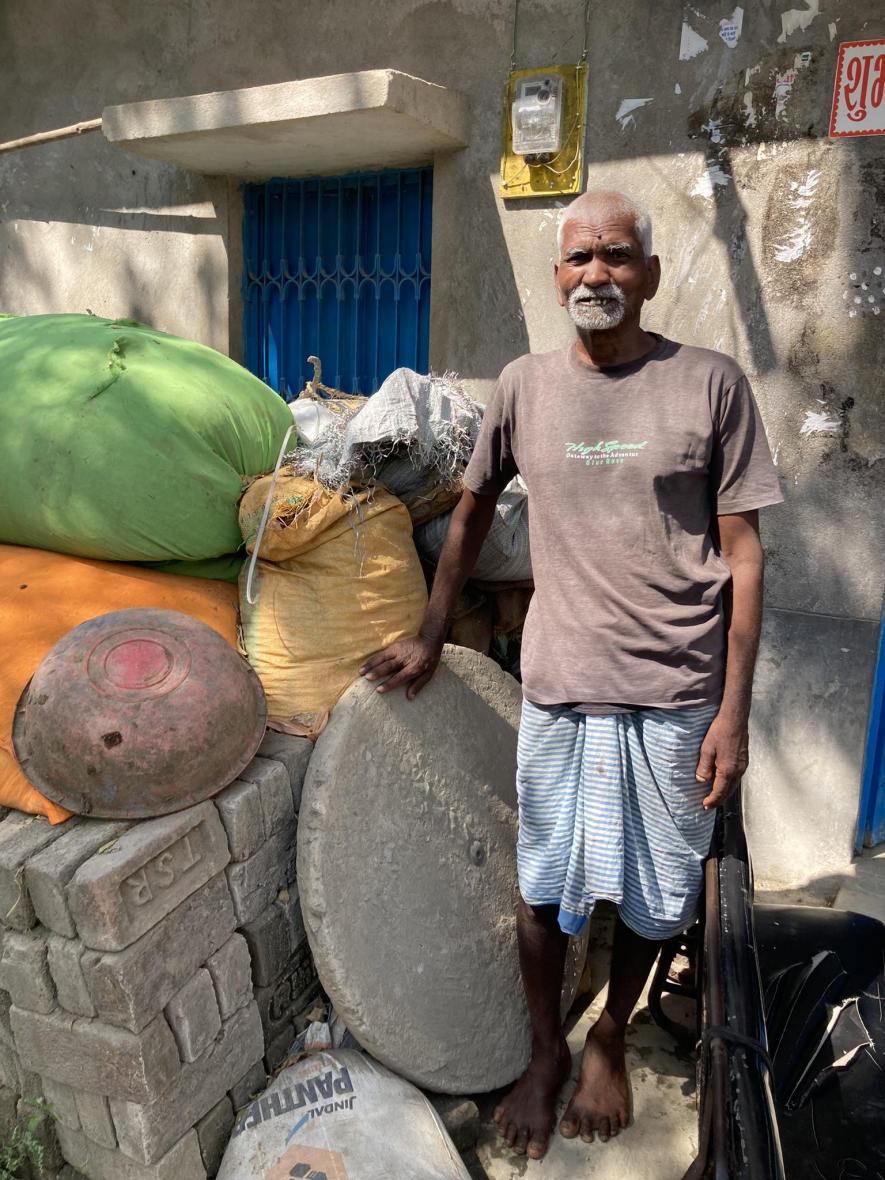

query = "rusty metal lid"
[13,608,267,819]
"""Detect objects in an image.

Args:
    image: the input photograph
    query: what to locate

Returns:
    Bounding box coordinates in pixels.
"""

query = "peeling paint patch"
[702,117,724,144]
[616,98,653,129]
[777,0,820,44]
[691,163,731,198]
[828,21,837,40]
[773,170,821,262]
[743,91,757,127]
[719,7,744,47]
[773,54,810,121]
[800,410,841,437]
[675,82,682,94]
[679,21,708,60]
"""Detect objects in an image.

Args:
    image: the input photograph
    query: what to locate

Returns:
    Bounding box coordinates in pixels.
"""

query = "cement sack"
[415,477,532,582]
[219,1049,471,1180]
[0,313,293,580]
[238,473,427,737]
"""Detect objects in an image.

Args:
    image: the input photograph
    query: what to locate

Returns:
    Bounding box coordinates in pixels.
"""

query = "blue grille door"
[243,168,432,397]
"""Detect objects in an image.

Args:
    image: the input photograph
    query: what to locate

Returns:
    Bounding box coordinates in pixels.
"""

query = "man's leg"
[493,897,572,1158]
[559,915,662,1142]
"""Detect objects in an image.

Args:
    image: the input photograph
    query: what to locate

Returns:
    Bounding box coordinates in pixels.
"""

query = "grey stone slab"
[194,1095,233,1177]
[242,758,295,837]
[0,990,13,1047]
[42,1075,81,1130]
[47,933,98,1018]
[212,780,264,863]
[228,1059,267,1113]
[165,969,221,1064]
[74,1089,117,1148]
[257,733,313,812]
[262,1023,295,1073]
[10,1006,179,1103]
[747,609,880,887]
[0,1041,20,1090]
[0,927,55,1013]
[110,1003,263,1165]
[278,884,307,949]
[298,645,588,1093]
[0,813,77,930]
[225,827,295,926]
[252,943,319,1047]
[84,873,236,1033]
[205,933,252,1021]
[27,820,130,938]
[57,1123,206,1180]
[240,902,291,988]
[68,804,230,951]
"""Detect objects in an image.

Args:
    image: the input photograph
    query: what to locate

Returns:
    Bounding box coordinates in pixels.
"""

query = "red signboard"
[830,40,885,137]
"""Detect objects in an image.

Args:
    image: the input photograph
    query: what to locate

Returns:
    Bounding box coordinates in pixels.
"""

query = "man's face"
[554,207,660,332]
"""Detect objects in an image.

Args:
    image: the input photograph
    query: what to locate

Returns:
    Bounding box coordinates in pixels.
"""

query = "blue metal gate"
[242,168,432,398]
[857,616,885,849]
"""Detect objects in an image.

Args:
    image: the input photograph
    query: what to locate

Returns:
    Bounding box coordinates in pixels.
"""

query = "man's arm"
[359,488,500,698]
[695,509,764,809]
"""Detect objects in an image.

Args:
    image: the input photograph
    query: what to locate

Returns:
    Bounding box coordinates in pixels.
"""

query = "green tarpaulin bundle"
[0,314,294,580]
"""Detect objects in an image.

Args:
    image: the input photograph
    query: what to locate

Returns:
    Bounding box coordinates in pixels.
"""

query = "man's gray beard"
[567,283,626,330]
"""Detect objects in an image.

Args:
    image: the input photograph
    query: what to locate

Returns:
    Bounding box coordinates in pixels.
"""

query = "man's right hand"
[359,634,443,700]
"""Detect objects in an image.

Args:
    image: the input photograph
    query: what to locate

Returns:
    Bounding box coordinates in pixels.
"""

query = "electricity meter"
[511,74,564,158]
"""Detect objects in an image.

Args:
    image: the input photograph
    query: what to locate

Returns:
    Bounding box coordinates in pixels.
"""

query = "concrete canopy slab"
[101,70,469,178]
[297,646,588,1094]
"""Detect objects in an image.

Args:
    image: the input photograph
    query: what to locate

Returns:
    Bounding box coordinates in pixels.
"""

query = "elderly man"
[360,189,782,1158]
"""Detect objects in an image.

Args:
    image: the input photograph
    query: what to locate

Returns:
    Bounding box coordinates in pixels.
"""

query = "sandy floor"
[474,984,699,1180]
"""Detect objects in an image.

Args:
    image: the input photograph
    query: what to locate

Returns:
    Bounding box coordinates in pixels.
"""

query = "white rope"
[244,423,296,606]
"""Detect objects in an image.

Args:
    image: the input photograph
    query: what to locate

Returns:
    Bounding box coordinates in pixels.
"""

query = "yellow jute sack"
[238,473,427,738]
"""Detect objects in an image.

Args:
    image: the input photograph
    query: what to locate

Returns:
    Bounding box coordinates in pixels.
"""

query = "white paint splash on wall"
[773,169,821,262]
[800,410,840,437]
[719,7,744,47]
[702,118,724,144]
[773,55,810,121]
[616,98,653,129]
[679,22,709,60]
[777,0,820,44]
[829,21,837,40]
[675,82,682,94]
[691,163,731,198]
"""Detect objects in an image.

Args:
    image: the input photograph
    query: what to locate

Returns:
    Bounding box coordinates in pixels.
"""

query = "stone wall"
[0,733,318,1180]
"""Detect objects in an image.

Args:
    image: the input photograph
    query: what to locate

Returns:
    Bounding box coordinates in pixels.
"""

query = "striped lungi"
[516,700,719,940]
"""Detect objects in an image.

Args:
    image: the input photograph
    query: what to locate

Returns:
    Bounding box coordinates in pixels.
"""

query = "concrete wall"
[2,0,883,890]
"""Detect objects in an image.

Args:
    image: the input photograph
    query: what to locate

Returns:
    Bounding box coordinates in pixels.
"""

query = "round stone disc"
[297,645,588,1094]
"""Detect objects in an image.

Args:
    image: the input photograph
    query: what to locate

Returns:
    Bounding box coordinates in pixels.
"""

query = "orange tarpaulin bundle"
[0,545,239,823]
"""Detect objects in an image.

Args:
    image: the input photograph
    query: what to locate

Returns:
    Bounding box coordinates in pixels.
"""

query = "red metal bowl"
[13,608,267,819]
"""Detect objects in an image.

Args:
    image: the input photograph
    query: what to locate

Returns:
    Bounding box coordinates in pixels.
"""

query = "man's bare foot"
[559,1014,632,1144]
[493,1038,571,1158]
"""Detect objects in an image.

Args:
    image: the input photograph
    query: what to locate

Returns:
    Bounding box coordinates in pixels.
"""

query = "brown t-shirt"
[463,337,783,708]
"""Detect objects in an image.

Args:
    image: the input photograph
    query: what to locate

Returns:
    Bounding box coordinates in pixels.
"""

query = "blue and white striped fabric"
[516,700,720,940]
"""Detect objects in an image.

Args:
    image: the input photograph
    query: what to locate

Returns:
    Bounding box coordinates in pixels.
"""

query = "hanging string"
[580,0,591,63]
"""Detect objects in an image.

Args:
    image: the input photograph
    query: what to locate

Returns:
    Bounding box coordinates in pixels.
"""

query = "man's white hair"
[556,190,653,258]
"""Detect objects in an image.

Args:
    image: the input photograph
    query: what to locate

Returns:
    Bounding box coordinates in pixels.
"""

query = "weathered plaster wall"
[1,0,883,889]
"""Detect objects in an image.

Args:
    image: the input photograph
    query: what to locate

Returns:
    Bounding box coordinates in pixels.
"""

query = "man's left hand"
[694,711,750,810]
